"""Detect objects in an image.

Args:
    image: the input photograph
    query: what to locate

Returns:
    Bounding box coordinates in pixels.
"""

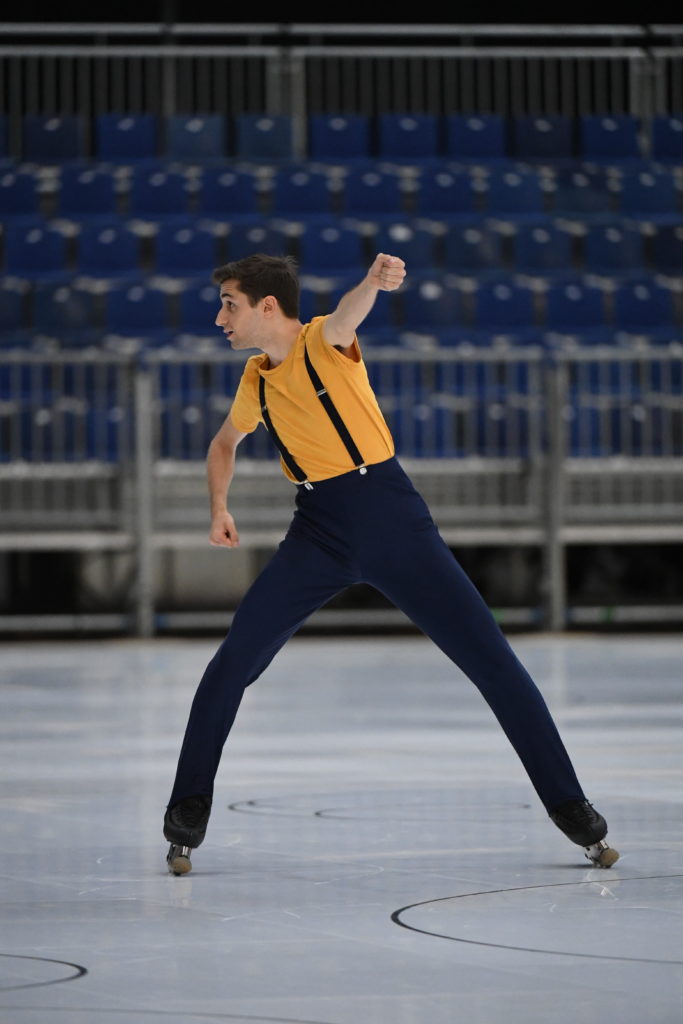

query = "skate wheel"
[585,840,619,868]
[167,845,192,876]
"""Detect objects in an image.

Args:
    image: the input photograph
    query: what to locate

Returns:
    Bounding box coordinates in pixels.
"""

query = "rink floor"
[2,632,682,1024]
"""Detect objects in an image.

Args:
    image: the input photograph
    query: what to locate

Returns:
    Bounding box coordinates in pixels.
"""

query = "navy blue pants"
[168,457,585,813]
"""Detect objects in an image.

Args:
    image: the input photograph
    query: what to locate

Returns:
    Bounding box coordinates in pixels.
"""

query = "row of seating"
[4,164,683,220]
[3,277,682,348]
[6,395,676,461]
[4,395,676,461]
[5,113,683,164]
[4,218,683,278]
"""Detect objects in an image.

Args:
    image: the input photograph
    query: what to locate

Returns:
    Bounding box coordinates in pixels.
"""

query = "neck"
[260,319,303,368]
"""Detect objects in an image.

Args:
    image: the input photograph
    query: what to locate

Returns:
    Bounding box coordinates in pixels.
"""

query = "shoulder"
[305,316,362,365]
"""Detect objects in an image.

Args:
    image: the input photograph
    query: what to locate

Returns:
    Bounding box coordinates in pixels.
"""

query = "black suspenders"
[258,340,367,490]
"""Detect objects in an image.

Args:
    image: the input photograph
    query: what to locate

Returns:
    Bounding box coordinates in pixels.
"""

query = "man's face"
[215,279,265,350]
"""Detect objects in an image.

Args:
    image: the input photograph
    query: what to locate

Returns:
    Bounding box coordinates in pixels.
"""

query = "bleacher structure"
[1,23,683,633]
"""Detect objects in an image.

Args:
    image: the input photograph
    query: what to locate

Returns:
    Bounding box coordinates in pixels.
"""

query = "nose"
[215,307,227,327]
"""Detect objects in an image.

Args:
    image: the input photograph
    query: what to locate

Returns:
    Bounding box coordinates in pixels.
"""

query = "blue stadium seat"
[399,277,464,329]
[651,116,683,162]
[613,279,675,334]
[23,115,84,162]
[484,168,545,217]
[56,166,118,219]
[373,222,437,269]
[0,278,28,331]
[413,168,479,216]
[551,168,612,217]
[77,223,141,278]
[378,114,439,160]
[473,279,536,330]
[154,224,218,277]
[270,168,334,215]
[298,222,365,273]
[511,222,573,274]
[308,115,370,161]
[166,115,226,161]
[95,115,158,162]
[341,168,404,214]
[614,168,680,220]
[545,280,606,331]
[582,222,644,275]
[31,282,98,336]
[235,115,293,160]
[128,168,191,218]
[651,224,683,273]
[4,223,68,279]
[446,115,506,161]
[226,220,288,260]
[579,115,641,162]
[298,287,321,323]
[443,223,503,274]
[105,282,170,334]
[179,282,220,333]
[512,115,574,161]
[0,170,41,219]
[196,168,260,216]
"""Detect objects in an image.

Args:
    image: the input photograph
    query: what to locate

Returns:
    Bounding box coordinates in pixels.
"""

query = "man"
[163,252,618,874]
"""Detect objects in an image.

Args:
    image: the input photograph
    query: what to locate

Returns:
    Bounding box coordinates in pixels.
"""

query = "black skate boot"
[549,799,619,868]
[163,794,212,875]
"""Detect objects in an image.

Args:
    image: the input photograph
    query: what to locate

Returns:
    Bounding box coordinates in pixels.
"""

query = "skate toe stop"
[597,847,620,868]
[169,855,192,875]
[166,844,193,875]
[585,840,620,868]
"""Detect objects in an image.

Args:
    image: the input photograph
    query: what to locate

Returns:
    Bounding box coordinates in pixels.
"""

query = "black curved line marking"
[392,873,683,965]
[0,1007,336,1023]
[315,801,532,821]
[0,953,87,992]
[227,799,308,817]
[230,797,531,822]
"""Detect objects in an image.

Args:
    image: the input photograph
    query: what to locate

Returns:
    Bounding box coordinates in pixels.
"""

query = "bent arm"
[323,252,406,349]
[207,410,246,548]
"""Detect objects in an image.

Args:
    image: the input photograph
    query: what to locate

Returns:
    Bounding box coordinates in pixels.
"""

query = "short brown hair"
[212,254,300,319]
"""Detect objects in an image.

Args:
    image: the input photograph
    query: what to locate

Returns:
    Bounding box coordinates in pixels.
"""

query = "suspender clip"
[303,481,314,491]
[359,465,367,475]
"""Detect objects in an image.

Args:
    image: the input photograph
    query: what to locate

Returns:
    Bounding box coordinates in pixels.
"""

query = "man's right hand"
[209,511,240,548]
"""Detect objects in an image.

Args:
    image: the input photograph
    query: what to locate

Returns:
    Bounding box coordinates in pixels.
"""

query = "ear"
[262,294,279,317]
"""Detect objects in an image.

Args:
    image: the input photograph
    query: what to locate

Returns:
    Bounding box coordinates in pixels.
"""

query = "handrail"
[0,45,281,57]
[0,22,662,37]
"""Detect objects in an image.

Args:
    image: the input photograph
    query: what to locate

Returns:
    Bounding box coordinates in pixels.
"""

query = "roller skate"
[550,799,619,868]
[163,794,212,875]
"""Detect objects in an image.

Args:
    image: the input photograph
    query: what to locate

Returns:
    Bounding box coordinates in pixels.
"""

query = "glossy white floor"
[2,633,682,1024]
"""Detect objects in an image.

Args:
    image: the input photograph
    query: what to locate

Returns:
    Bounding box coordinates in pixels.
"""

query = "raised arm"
[207,410,246,548]
[323,253,406,349]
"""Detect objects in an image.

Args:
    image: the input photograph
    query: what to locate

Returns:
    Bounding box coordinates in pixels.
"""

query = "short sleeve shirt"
[230,316,395,483]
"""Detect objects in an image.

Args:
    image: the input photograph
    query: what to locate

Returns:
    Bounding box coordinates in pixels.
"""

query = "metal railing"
[1,344,682,633]
[1,24,683,138]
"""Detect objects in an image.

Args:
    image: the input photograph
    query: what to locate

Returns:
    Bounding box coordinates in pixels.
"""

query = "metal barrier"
[0,350,135,532]
[2,345,681,633]
[2,23,683,142]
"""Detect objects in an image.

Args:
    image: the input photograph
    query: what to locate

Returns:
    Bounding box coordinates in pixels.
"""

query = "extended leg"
[366,524,585,813]
[167,532,356,808]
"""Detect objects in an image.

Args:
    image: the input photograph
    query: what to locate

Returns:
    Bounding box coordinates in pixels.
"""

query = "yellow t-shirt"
[229,315,395,483]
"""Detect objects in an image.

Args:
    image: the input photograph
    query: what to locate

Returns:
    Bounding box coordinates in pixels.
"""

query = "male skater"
[164,252,618,874]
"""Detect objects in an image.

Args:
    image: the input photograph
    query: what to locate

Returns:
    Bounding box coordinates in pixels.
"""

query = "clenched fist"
[209,510,240,548]
[367,253,406,292]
